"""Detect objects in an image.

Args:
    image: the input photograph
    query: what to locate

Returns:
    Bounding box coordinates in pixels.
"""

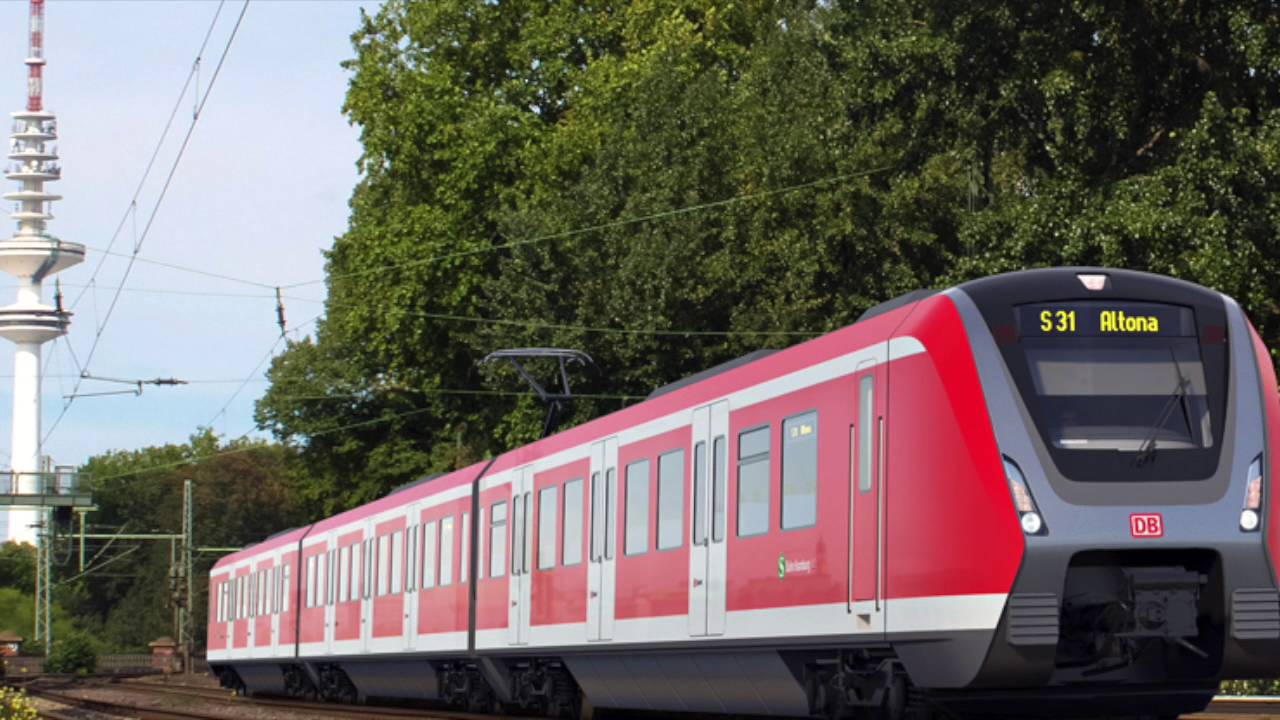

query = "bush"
[1221,679,1280,696]
[0,686,37,720]
[43,633,96,675]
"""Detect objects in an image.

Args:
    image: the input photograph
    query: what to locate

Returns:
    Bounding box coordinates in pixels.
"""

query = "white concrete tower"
[0,0,83,544]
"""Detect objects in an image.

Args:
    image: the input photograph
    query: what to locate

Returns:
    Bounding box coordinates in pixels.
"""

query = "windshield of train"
[1017,302,1212,452]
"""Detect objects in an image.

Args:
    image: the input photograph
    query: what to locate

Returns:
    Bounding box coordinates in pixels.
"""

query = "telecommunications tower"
[0,0,83,543]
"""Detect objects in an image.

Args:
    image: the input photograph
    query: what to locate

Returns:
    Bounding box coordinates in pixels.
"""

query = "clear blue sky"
[0,0,373,468]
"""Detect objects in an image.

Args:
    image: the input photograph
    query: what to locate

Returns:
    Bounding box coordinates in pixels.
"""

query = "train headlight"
[1240,455,1264,533]
[1020,511,1044,535]
[1004,457,1047,536]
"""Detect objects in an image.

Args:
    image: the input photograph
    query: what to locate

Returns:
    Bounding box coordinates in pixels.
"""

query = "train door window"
[339,546,350,603]
[391,531,404,594]
[605,468,617,559]
[590,473,602,561]
[282,564,291,613]
[376,535,390,597]
[858,377,874,493]
[523,492,534,574]
[478,508,487,580]
[364,540,373,599]
[330,550,339,605]
[693,442,707,545]
[441,516,455,586]
[305,556,316,608]
[625,459,651,555]
[422,520,438,588]
[563,479,583,566]
[658,450,685,550]
[460,513,470,583]
[268,568,276,614]
[512,494,525,575]
[258,570,266,616]
[407,525,418,591]
[538,486,558,570]
[737,426,771,537]
[490,501,507,578]
[713,436,726,542]
[349,543,360,601]
[782,411,819,530]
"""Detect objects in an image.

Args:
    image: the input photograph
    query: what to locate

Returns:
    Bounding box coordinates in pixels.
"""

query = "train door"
[323,536,337,654]
[587,437,618,641]
[508,467,534,645]
[689,401,728,636]
[404,504,420,651]
[849,355,887,636]
[361,518,375,654]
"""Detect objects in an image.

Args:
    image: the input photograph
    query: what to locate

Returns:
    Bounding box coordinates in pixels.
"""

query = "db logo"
[1130,513,1164,538]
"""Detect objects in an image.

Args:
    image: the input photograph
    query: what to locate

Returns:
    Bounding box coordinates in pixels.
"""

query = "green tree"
[259,0,1280,513]
[0,543,35,593]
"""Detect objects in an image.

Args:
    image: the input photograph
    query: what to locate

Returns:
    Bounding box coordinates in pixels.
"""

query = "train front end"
[945,268,1280,716]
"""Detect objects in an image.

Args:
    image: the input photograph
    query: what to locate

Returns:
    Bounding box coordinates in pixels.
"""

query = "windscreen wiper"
[1134,351,1194,466]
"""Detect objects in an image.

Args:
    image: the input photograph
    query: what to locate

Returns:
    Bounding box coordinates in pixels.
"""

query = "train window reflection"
[782,411,818,529]
[625,459,650,555]
[737,426,770,537]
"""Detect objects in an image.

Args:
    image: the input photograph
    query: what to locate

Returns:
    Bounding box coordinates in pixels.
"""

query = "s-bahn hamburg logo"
[1130,513,1165,538]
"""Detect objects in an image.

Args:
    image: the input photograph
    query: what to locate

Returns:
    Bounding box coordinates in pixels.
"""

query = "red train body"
[208,268,1280,719]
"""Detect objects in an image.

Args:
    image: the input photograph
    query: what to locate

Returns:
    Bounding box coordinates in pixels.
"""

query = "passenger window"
[422,520,438,588]
[563,478,584,566]
[712,436,726,542]
[782,411,819,529]
[407,526,418,590]
[391,532,404,594]
[377,535,390,597]
[317,552,328,606]
[339,546,350,603]
[363,540,373,599]
[590,473,602,562]
[440,516,455,586]
[657,450,685,550]
[460,513,470,584]
[478,508,487,580]
[490,501,507,579]
[281,565,290,613]
[624,459,650,555]
[512,493,525,575]
[737,426,770,537]
[693,442,707,545]
[606,468,617,560]
[859,376,874,493]
[538,486,558,570]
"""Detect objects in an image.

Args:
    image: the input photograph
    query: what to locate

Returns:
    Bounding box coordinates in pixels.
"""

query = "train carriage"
[208,268,1280,719]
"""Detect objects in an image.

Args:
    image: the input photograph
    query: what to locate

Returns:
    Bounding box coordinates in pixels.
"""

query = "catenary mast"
[0,0,84,543]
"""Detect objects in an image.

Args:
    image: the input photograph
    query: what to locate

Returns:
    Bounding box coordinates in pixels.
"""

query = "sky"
[0,0,373,471]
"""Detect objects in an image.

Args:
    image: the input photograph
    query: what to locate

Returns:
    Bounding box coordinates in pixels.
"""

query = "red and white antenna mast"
[26,0,44,112]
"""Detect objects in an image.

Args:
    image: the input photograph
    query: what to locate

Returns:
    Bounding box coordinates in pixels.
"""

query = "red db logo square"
[1130,513,1164,538]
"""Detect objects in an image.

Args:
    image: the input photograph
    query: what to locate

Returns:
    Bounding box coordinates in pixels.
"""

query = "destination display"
[1018,302,1196,337]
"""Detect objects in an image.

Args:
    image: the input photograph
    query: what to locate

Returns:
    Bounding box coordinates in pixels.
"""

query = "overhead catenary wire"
[201,313,322,430]
[44,0,251,446]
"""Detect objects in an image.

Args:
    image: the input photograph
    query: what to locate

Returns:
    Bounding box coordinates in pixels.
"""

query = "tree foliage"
[257,0,1280,509]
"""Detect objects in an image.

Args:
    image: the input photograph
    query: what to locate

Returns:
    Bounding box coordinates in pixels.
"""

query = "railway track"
[24,677,530,720]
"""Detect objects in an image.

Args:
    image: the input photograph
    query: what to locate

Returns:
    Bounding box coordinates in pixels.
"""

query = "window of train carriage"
[693,443,707,545]
[605,468,617,560]
[391,530,404,594]
[282,564,291,613]
[407,525,418,590]
[440,516,455,586]
[305,556,316,609]
[461,512,470,583]
[658,450,685,550]
[625,459,651,556]
[377,535,390,597]
[339,546,350,603]
[590,473,603,561]
[478,508,486,580]
[782,411,819,530]
[713,436,726,542]
[364,539,373,599]
[349,543,360,601]
[490,501,507,578]
[562,479,583,566]
[257,570,265,616]
[858,377,875,493]
[422,520,438,588]
[512,494,527,575]
[538,486,558,570]
[737,426,771,537]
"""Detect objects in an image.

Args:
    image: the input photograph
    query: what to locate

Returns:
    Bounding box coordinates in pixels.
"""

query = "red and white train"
[208,268,1280,719]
